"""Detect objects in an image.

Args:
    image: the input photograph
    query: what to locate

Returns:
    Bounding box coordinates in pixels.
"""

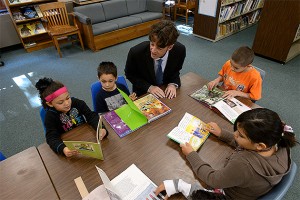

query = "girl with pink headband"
[36,77,108,157]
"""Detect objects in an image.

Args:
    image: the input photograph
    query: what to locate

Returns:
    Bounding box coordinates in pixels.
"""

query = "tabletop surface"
[0,146,59,200]
[37,72,258,199]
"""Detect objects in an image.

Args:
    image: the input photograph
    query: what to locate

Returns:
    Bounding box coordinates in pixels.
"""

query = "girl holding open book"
[155,108,297,199]
[36,77,108,157]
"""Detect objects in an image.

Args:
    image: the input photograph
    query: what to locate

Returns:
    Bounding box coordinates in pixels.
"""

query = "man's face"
[149,40,173,60]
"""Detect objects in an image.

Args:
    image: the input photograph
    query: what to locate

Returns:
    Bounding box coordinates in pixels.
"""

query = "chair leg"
[186,9,188,25]
[53,36,62,58]
[77,32,85,51]
[174,7,177,21]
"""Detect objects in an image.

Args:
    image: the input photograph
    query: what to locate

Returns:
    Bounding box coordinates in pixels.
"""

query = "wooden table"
[0,147,59,200]
[37,72,258,199]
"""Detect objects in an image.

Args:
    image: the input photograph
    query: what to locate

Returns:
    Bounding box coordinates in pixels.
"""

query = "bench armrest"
[147,0,164,12]
[74,11,92,25]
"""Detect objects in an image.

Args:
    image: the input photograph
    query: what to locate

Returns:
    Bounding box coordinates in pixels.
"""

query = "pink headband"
[45,86,68,102]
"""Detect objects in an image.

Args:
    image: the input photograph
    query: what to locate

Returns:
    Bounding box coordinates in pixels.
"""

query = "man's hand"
[165,84,177,99]
[148,86,166,98]
[180,142,194,156]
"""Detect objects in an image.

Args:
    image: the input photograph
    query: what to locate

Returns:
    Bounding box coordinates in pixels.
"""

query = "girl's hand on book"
[99,129,107,140]
[180,142,194,156]
[206,122,221,137]
[154,183,169,200]
[63,147,79,157]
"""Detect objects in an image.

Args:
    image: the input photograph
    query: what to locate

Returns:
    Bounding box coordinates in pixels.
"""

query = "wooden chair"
[39,2,84,58]
[174,0,196,25]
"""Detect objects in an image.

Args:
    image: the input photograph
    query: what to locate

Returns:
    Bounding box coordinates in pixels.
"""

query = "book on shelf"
[12,11,26,21]
[167,112,210,151]
[63,116,104,160]
[190,85,251,124]
[17,21,46,37]
[86,164,164,200]
[8,0,32,5]
[104,91,171,138]
[20,5,39,19]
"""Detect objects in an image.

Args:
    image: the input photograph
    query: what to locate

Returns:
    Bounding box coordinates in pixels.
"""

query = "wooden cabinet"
[193,0,264,42]
[4,0,54,52]
[252,0,300,63]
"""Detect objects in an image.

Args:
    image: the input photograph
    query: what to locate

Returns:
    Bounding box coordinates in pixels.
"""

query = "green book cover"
[63,141,104,160]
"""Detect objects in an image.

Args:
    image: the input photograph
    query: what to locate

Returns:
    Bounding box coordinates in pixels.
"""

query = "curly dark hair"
[35,77,64,108]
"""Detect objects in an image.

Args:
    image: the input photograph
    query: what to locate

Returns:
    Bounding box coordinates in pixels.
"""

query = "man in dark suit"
[125,20,186,99]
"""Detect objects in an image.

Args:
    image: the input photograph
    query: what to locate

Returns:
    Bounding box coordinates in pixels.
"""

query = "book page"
[213,98,251,123]
[167,127,202,151]
[96,164,162,200]
[133,94,172,123]
[190,85,224,107]
[82,185,110,200]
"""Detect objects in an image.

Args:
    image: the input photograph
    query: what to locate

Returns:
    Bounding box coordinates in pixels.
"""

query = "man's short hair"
[97,61,117,78]
[149,20,179,48]
[231,46,254,67]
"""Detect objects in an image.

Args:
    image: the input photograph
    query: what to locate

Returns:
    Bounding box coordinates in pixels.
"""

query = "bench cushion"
[102,0,128,21]
[74,3,105,24]
[92,22,119,35]
[130,11,163,22]
[106,16,142,29]
[126,0,147,15]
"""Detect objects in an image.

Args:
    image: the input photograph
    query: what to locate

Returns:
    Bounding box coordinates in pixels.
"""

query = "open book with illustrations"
[63,116,104,160]
[190,85,251,123]
[87,164,164,200]
[167,112,210,151]
[17,21,46,37]
[104,90,171,138]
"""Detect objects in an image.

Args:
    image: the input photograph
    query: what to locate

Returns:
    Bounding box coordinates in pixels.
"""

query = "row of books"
[219,0,263,23]
[12,5,43,21]
[217,11,260,37]
[17,21,46,38]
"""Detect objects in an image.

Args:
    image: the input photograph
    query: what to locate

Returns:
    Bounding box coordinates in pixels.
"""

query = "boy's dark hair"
[149,20,179,48]
[234,108,298,148]
[35,77,64,108]
[191,190,226,200]
[231,46,254,67]
[97,61,117,78]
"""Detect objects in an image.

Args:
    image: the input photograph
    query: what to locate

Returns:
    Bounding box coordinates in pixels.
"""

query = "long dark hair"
[234,108,298,148]
[35,77,64,108]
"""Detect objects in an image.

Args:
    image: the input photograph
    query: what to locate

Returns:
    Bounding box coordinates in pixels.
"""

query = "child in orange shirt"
[208,46,262,101]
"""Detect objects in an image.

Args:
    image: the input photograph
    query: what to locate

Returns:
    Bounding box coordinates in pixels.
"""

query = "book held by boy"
[190,85,251,123]
[63,116,104,160]
[90,164,163,200]
[104,91,171,138]
[167,112,210,151]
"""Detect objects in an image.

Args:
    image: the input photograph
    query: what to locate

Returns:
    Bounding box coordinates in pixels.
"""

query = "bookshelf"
[252,0,300,64]
[4,0,54,52]
[193,0,264,42]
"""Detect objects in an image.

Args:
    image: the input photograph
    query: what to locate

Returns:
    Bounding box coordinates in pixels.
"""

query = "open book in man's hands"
[167,112,210,151]
[63,116,104,159]
[190,85,251,123]
[95,164,164,200]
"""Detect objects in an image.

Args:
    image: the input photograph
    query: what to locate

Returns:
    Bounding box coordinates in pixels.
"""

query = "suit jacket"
[125,41,186,96]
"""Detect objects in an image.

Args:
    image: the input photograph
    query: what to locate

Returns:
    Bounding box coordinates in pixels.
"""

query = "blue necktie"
[156,59,163,85]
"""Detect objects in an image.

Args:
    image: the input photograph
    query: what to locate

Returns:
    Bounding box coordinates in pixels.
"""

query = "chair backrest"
[253,66,266,81]
[0,151,6,161]
[258,161,297,200]
[39,2,70,28]
[40,107,47,134]
[90,75,129,111]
